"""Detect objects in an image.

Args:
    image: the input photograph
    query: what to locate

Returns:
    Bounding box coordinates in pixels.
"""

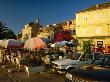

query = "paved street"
[0,66,64,82]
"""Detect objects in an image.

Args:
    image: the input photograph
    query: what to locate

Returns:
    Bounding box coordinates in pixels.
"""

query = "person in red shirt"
[91,45,96,52]
[96,45,105,53]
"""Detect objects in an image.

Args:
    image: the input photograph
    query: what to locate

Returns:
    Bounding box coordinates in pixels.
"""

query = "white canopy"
[0,39,23,48]
[54,41,75,47]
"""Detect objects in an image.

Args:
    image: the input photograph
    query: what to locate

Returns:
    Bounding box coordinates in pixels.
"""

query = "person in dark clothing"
[57,48,65,59]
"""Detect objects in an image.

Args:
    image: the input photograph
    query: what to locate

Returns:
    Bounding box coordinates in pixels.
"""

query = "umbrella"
[61,41,75,47]
[0,39,23,48]
[40,38,49,43]
[66,43,75,47]
[54,41,75,47]
[24,37,46,49]
[54,42,65,47]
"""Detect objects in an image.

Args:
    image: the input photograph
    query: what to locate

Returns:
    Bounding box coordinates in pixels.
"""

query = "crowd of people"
[91,44,105,53]
[0,43,108,71]
[0,47,71,70]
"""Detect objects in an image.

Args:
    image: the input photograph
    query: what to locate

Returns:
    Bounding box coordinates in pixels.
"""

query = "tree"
[0,21,16,39]
[82,40,93,54]
[53,29,74,43]
[3,29,16,39]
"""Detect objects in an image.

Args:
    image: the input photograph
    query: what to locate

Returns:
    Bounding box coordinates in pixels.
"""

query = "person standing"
[96,45,105,53]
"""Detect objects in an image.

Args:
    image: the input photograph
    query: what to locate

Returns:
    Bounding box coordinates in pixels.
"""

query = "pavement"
[0,65,64,82]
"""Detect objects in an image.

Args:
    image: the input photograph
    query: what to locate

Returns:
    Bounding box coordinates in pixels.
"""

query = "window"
[95,12,102,20]
[96,27,101,34]
[92,55,104,65]
[92,55,110,66]
[71,30,76,34]
[97,41,103,47]
[83,28,87,35]
[80,55,86,61]
[83,15,87,21]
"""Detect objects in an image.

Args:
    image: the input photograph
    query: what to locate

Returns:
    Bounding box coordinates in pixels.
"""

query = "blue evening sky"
[0,0,109,34]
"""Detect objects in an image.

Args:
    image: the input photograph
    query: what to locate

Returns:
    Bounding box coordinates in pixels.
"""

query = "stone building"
[22,19,42,41]
[37,25,53,39]
[76,2,110,52]
[62,20,76,38]
[33,19,76,43]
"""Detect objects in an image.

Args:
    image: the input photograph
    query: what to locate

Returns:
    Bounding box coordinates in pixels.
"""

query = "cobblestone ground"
[0,65,64,82]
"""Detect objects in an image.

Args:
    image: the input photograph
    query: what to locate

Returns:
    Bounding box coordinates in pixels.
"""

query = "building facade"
[62,20,76,38]
[37,25,53,39]
[22,19,42,41]
[37,20,76,43]
[76,2,110,52]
